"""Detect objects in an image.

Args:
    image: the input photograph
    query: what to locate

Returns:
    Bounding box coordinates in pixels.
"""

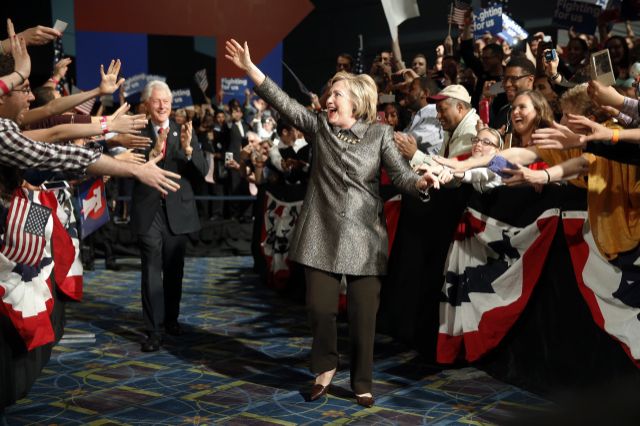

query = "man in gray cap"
[409,84,479,168]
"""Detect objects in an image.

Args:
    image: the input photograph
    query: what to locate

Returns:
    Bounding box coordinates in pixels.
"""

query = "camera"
[544,49,557,62]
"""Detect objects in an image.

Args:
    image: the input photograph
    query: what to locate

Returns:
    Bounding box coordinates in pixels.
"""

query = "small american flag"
[74,96,96,115]
[194,69,209,93]
[450,0,471,26]
[1,197,52,266]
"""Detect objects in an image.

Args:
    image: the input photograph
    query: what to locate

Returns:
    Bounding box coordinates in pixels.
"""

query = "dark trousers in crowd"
[138,208,188,336]
[115,177,134,222]
[224,170,252,220]
[204,182,224,220]
[304,267,381,394]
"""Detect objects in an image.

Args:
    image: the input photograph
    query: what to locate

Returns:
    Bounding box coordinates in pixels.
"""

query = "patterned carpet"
[2,257,550,425]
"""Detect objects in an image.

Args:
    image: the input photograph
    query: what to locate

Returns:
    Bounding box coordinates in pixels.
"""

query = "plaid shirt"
[0,118,100,173]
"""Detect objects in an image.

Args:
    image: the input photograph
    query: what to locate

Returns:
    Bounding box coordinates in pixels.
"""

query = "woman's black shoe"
[140,335,162,352]
[309,384,329,401]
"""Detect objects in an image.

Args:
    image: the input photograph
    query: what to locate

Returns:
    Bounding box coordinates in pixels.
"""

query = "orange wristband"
[611,129,620,144]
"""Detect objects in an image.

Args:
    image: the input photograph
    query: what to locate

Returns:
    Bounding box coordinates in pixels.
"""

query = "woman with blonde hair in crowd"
[224,39,440,408]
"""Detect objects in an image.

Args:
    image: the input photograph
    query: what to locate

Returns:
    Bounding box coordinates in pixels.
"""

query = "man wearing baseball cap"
[409,84,478,168]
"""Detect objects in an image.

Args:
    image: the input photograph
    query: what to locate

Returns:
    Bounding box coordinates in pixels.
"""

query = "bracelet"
[99,116,109,135]
[611,128,620,144]
[48,77,59,85]
[549,72,561,82]
[0,79,9,95]
[543,169,551,183]
[14,70,25,84]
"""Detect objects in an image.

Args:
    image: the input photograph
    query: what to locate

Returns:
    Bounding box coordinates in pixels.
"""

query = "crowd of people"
[1,6,639,410]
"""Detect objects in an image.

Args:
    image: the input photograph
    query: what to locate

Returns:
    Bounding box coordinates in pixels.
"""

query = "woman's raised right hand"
[225,39,253,71]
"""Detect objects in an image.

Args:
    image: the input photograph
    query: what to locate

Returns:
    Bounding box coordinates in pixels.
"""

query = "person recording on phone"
[131,80,208,353]
[224,38,440,408]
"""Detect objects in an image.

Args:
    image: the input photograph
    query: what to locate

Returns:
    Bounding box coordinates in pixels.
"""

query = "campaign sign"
[552,0,602,34]
[77,178,109,239]
[221,78,249,105]
[122,73,148,98]
[498,13,529,46]
[171,89,194,109]
[121,74,166,104]
[473,5,503,38]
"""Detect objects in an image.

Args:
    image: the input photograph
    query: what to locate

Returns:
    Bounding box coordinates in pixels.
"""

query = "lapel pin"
[173,131,178,137]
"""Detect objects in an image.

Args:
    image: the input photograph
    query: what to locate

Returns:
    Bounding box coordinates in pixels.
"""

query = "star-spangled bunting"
[1,198,51,267]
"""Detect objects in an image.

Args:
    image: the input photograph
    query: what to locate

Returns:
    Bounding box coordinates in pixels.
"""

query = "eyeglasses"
[12,87,31,94]
[502,75,532,84]
[471,137,499,148]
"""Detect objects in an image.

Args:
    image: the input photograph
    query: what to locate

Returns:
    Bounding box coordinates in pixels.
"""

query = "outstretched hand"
[531,121,584,150]
[416,168,441,192]
[567,114,613,144]
[53,57,72,80]
[18,24,61,46]
[502,164,547,186]
[134,154,181,196]
[7,19,30,80]
[99,59,125,95]
[433,155,467,173]
[225,39,253,71]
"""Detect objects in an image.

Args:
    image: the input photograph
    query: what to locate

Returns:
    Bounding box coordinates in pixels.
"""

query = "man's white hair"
[141,80,172,102]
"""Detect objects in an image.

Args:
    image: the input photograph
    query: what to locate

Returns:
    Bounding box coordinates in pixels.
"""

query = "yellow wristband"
[611,128,620,145]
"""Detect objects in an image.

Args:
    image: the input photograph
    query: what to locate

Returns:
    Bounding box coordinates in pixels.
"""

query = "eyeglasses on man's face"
[471,137,499,148]
[12,87,32,94]
[502,75,531,84]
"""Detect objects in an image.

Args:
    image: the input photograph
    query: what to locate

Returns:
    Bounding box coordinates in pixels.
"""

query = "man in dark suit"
[131,80,208,352]
[226,105,251,219]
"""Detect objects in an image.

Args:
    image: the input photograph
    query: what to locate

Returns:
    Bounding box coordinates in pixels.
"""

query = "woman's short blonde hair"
[328,71,378,124]
[559,83,595,116]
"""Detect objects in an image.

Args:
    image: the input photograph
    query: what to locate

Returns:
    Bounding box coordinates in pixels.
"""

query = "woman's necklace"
[336,129,361,145]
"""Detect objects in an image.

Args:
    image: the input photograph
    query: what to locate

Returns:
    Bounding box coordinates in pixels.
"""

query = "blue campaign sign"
[77,178,109,239]
[552,0,602,34]
[473,5,503,38]
[221,78,249,105]
[171,89,194,109]
[120,74,166,105]
[498,14,529,46]
[122,73,148,98]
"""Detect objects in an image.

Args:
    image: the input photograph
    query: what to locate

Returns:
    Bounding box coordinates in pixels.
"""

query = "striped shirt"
[0,118,100,173]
